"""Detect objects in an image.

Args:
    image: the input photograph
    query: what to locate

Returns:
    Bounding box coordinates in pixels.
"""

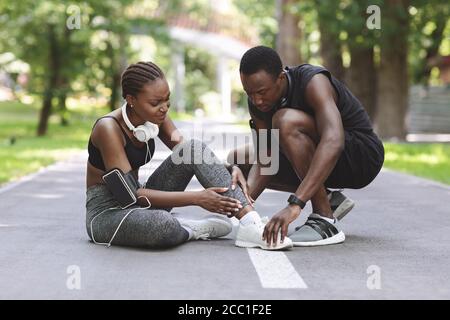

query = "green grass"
[383,143,450,185]
[0,100,108,185]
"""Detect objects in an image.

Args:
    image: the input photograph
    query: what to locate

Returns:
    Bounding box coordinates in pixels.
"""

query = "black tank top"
[87,116,155,171]
[248,64,374,133]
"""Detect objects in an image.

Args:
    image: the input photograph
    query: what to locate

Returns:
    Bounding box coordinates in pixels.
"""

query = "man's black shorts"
[241,129,384,190]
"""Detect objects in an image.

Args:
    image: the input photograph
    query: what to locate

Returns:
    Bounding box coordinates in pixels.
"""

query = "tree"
[410,0,450,87]
[0,0,167,135]
[314,0,345,80]
[0,1,96,135]
[87,0,168,111]
[343,0,381,121]
[309,0,380,120]
[375,0,411,139]
[276,0,302,65]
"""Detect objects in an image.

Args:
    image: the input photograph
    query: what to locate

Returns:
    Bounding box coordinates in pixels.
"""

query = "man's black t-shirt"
[247,64,384,189]
[248,64,374,133]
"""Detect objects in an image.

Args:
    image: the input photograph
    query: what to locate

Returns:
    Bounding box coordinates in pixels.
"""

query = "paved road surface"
[1,121,449,299]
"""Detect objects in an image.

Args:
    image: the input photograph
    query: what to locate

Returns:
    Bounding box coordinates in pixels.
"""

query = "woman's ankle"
[234,205,254,220]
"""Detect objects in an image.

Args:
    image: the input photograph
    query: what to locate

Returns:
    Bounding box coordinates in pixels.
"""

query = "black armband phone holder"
[102,168,140,208]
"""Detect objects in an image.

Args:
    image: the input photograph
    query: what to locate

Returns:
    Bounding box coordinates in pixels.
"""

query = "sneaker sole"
[235,240,293,251]
[333,199,355,221]
[292,231,345,247]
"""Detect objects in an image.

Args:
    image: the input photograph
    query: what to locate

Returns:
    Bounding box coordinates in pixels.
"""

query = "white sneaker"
[235,217,293,250]
[178,217,232,240]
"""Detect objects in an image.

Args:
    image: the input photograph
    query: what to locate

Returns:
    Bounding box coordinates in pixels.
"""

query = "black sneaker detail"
[306,217,339,238]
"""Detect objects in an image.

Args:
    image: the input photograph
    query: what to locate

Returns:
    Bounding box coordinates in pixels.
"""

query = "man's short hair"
[239,46,283,79]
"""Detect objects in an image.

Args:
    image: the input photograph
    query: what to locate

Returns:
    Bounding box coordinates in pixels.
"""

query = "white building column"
[171,45,186,113]
[217,55,231,115]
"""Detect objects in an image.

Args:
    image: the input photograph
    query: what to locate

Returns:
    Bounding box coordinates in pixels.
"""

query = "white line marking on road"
[247,248,307,289]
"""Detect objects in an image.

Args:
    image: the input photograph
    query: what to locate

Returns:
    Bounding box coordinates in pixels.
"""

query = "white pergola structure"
[168,26,252,114]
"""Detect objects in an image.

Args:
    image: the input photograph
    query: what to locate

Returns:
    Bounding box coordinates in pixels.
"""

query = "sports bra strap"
[93,116,131,141]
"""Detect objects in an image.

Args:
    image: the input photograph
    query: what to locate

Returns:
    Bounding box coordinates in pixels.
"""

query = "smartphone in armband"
[102,168,138,209]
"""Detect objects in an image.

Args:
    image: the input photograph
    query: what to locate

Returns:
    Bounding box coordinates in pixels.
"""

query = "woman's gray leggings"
[86,139,248,249]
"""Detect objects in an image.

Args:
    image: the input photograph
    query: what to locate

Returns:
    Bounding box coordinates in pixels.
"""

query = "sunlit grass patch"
[384,143,450,185]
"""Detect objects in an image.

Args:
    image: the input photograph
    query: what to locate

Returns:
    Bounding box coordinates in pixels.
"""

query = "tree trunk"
[58,90,69,126]
[375,0,410,140]
[319,25,345,81]
[58,25,71,126]
[316,0,345,80]
[38,87,54,136]
[109,71,121,111]
[347,46,377,121]
[37,24,60,136]
[276,0,302,66]
[106,38,121,111]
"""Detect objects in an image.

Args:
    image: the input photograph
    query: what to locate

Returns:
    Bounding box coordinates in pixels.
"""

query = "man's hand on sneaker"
[194,187,242,216]
[263,205,301,247]
[230,166,255,207]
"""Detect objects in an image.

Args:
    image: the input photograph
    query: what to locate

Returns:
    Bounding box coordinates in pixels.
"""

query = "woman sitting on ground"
[85,61,292,250]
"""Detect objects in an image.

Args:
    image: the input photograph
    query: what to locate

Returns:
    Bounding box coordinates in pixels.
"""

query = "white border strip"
[0,152,87,195]
[0,163,58,195]
[381,167,450,191]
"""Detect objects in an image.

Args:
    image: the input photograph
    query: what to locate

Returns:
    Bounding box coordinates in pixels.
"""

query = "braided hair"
[121,61,165,99]
[239,46,282,79]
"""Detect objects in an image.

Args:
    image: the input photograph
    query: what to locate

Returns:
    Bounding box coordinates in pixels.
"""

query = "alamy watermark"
[366,265,382,290]
[66,265,81,290]
[366,5,381,30]
[66,5,81,30]
[169,126,280,176]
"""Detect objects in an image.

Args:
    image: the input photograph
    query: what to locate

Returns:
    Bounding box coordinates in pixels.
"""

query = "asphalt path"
[1,120,449,299]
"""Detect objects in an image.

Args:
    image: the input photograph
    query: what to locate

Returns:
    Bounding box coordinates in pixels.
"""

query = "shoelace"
[196,233,211,241]
[194,225,217,240]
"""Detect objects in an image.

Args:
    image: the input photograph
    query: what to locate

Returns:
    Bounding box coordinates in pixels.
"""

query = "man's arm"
[293,73,344,203]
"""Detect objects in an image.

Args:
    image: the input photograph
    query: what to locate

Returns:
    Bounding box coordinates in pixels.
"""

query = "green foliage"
[232,0,277,47]
[384,142,450,185]
[409,0,450,85]
[183,47,217,111]
[0,100,107,184]
[0,0,169,132]
[1,1,88,94]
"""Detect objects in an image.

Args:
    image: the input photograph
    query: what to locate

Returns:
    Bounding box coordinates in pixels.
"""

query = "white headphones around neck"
[121,102,159,142]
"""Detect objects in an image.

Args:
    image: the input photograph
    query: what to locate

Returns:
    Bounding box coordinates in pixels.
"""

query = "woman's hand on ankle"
[194,187,242,216]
